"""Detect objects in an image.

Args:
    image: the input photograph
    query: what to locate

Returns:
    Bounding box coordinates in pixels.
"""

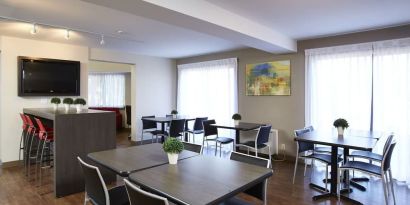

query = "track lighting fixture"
[30,23,37,35]
[65,29,70,39]
[100,35,105,45]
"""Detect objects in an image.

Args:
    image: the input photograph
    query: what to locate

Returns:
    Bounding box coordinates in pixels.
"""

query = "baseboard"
[1,160,22,168]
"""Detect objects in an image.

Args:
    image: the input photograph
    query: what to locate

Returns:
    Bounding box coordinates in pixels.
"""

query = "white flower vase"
[76,104,82,113]
[64,104,70,113]
[53,104,58,111]
[172,114,177,119]
[167,153,178,165]
[337,127,344,136]
[234,120,240,126]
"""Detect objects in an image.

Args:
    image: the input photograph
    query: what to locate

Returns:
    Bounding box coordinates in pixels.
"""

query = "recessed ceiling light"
[117,30,123,34]
[30,23,38,35]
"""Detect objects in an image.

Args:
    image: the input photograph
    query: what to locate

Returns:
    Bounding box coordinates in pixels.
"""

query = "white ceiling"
[0,0,409,58]
[206,0,410,40]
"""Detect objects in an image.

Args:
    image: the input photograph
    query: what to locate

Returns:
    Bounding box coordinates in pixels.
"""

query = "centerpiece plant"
[163,138,184,164]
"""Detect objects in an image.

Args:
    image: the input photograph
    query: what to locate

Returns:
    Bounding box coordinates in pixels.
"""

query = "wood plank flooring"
[0,129,409,205]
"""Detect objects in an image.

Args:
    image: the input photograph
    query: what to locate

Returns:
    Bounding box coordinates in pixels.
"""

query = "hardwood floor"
[0,129,409,205]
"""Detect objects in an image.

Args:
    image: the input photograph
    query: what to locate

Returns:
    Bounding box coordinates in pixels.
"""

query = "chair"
[224,152,270,205]
[203,119,234,157]
[34,118,54,186]
[77,157,129,205]
[185,117,208,143]
[292,127,343,192]
[124,179,169,205]
[158,119,186,140]
[182,141,202,154]
[338,141,397,205]
[236,125,272,164]
[24,114,39,179]
[141,116,162,144]
[349,134,394,162]
[19,113,29,162]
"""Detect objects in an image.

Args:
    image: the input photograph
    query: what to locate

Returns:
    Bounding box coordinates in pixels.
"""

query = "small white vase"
[234,120,240,126]
[76,104,82,113]
[337,127,344,135]
[53,104,58,111]
[64,104,70,112]
[167,153,179,164]
[172,114,177,119]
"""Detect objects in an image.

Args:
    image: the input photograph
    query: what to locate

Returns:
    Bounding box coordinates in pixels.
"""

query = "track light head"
[65,29,70,39]
[30,23,37,35]
[100,35,105,45]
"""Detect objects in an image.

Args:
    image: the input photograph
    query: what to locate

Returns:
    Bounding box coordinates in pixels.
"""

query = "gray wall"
[176,24,410,157]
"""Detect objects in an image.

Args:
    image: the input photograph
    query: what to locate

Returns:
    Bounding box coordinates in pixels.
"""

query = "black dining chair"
[124,179,169,205]
[182,141,202,154]
[203,119,234,157]
[349,134,394,162]
[158,119,186,140]
[141,116,163,144]
[185,117,208,143]
[338,140,397,205]
[236,125,272,165]
[221,152,270,205]
[77,157,129,205]
[292,128,343,193]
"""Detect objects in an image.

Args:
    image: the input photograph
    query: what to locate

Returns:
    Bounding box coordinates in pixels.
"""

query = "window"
[177,58,237,127]
[88,73,125,108]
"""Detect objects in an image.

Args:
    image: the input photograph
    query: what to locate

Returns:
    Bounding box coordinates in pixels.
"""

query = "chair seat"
[186,129,204,134]
[301,153,342,164]
[340,161,382,176]
[238,141,267,149]
[150,130,166,135]
[108,185,130,205]
[216,137,234,144]
[349,150,383,161]
[219,197,252,205]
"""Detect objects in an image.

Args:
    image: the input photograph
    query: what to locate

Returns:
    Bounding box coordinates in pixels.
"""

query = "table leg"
[184,121,189,142]
[235,130,240,151]
[312,146,338,200]
[161,122,165,143]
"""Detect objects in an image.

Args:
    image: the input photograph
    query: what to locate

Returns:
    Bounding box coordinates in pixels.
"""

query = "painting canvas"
[246,60,291,96]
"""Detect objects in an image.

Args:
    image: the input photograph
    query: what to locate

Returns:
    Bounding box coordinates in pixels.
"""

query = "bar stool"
[34,117,54,186]
[19,114,29,163]
[24,114,38,178]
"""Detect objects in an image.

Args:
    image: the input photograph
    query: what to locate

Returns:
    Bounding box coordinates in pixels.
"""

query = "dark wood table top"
[143,117,195,123]
[128,155,273,205]
[23,108,111,120]
[87,144,199,177]
[211,122,265,131]
[295,130,379,151]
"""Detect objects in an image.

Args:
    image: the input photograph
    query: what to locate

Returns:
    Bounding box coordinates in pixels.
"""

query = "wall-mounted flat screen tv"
[18,57,80,96]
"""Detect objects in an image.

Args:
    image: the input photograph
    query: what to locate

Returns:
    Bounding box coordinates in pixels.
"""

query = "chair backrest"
[24,114,36,134]
[182,142,202,154]
[203,119,217,137]
[294,128,314,153]
[166,114,173,118]
[20,113,28,129]
[230,152,270,201]
[382,141,396,172]
[382,134,394,154]
[255,125,272,145]
[142,115,157,130]
[169,119,186,137]
[192,117,208,131]
[77,157,109,205]
[304,125,314,132]
[124,179,169,205]
[34,118,49,140]
[125,105,131,125]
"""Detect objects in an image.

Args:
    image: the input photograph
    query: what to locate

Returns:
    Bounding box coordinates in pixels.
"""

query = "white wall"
[89,48,177,141]
[0,36,89,162]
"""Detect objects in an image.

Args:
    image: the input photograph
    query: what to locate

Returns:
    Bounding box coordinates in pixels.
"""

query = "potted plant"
[50,97,61,111]
[232,113,242,126]
[163,138,184,165]
[333,118,349,135]
[63,98,74,112]
[74,98,86,113]
[171,110,178,118]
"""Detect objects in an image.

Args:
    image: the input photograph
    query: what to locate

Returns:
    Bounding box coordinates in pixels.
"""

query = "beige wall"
[177,24,410,157]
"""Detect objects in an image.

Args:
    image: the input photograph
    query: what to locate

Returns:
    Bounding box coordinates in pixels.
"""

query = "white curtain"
[88,73,125,107]
[177,58,238,127]
[372,39,410,185]
[305,44,373,132]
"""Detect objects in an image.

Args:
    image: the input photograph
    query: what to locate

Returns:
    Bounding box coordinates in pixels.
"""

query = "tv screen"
[18,57,80,96]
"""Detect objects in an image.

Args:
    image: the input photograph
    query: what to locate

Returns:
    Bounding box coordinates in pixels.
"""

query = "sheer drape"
[373,40,410,185]
[88,73,125,107]
[177,58,238,127]
[305,44,373,132]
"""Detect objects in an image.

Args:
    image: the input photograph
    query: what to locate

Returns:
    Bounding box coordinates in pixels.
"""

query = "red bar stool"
[34,117,54,186]
[24,114,38,178]
[19,114,29,163]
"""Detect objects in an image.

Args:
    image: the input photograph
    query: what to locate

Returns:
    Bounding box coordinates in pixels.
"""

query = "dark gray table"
[128,155,273,205]
[143,117,195,142]
[296,130,379,204]
[88,144,199,177]
[211,122,265,151]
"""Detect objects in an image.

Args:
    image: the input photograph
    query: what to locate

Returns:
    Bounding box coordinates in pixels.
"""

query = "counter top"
[23,108,112,120]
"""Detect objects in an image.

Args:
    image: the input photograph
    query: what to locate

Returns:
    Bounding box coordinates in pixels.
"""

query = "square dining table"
[88,143,199,177]
[128,155,273,205]
[295,130,379,204]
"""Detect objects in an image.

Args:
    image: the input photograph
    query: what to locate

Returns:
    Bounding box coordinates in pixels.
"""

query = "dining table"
[128,155,273,205]
[296,130,379,204]
[210,122,265,151]
[143,116,196,142]
[87,143,199,177]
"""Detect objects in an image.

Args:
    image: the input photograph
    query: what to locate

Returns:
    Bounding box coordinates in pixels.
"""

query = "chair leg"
[84,193,89,205]
[325,165,329,192]
[388,169,396,205]
[304,160,308,176]
[337,168,341,203]
[247,147,250,155]
[381,172,389,205]
[385,172,390,198]
[39,140,47,186]
[140,130,144,145]
[292,153,299,184]
[267,145,272,168]
[214,141,218,156]
[219,144,222,157]
[310,159,315,182]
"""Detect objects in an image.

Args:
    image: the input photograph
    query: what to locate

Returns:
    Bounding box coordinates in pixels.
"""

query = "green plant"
[50,97,61,104]
[74,98,87,105]
[232,113,242,120]
[163,138,184,154]
[63,98,74,105]
[171,110,178,115]
[333,118,349,129]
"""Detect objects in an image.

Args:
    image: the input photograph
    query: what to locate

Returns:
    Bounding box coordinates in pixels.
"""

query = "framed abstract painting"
[245,60,291,96]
